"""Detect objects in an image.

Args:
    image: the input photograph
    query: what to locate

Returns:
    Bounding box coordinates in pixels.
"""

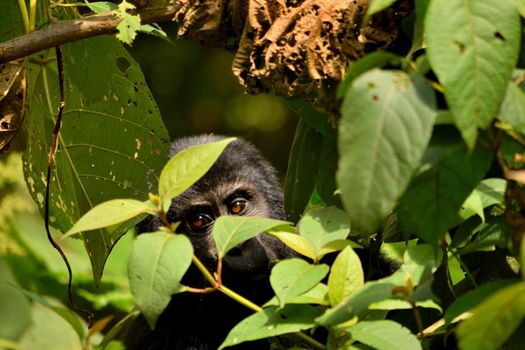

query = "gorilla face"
[139,135,292,279]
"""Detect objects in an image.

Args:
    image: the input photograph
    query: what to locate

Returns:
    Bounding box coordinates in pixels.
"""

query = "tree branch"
[0,5,179,63]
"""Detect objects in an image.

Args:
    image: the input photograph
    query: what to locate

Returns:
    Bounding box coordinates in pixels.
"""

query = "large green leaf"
[218,305,322,349]
[128,232,193,328]
[270,259,329,307]
[456,282,525,350]
[499,82,525,136]
[23,37,170,283]
[158,137,235,210]
[0,0,25,42]
[346,320,421,350]
[212,216,289,259]
[397,144,493,244]
[337,69,436,234]
[425,0,521,148]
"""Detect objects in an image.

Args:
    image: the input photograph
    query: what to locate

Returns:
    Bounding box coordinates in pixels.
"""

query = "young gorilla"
[123,135,296,350]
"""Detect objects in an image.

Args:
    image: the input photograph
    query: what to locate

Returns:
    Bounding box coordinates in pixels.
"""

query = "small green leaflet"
[270,258,329,308]
[63,199,155,238]
[115,1,141,45]
[128,232,193,328]
[212,216,290,259]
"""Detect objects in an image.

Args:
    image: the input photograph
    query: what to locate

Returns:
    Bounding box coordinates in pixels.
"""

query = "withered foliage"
[0,60,25,153]
[171,0,412,113]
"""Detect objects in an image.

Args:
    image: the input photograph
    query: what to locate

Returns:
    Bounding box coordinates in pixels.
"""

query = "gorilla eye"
[228,198,247,215]
[189,213,212,232]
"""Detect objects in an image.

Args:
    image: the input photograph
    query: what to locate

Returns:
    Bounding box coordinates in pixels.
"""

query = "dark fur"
[122,135,295,350]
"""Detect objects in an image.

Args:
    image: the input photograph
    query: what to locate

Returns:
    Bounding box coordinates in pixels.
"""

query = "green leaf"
[212,216,289,259]
[459,190,485,222]
[337,52,401,98]
[63,199,154,238]
[264,283,329,307]
[425,0,521,148]
[445,279,517,325]
[366,0,398,17]
[457,282,525,350]
[18,303,83,350]
[23,36,170,284]
[0,0,24,42]
[85,1,118,13]
[270,258,329,307]
[267,230,316,260]
[522,238,525,280]
[298,206,351,259]
[159,138,235,209]
[338,70,436,234]
[369,299,442,312]
[516,0,525,18]
[218,305,322,349]
[115,0,141,45]
[128,232,193,328]
[499,82,525,136]
[346,320,422,350]
[284,120,324,222]
[327,246,364,306]
[397,145,493,244]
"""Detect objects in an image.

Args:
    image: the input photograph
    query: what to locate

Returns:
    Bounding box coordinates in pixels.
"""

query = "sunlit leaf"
[499,82,525,136]
[425,0,521,148]
[63,199,155,237]
[159,138,235,210]
[218,305,322,349]
[338,69,436,234]
[268,230,315,260]
[264,283,329,307]
[346,320,422,350]
[298,207,350,259]
[128,232,193,328]
[270,259,329,307]
[327,246,364,306]
[212,216,289,259]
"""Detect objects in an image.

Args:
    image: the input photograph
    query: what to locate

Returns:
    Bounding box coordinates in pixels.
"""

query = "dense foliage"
[1,0,525,349]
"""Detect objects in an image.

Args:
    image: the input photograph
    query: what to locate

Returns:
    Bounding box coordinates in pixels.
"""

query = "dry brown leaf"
[0,60,25,153]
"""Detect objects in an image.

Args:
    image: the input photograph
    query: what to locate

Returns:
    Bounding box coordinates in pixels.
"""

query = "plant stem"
[218,285,263,312]
[191,255,217,287]
[17,0,30,33]
[29,0,37,31]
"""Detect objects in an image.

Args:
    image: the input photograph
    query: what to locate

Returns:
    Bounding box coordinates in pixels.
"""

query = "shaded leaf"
[63,199,155,237]
[346,320,422,350]
[457,282,525,350]
[445,279,517,325]
[219,305,322,349]
[212,216,289,259]
[128,232,193,328]
[327,246,364,306]
[264,283,329,307]
[397,145,493,244]
[499,82,525,136]
[270,258,329,307]
[425,0,521,148]
[338,70,436,234]
[159,138,235,210]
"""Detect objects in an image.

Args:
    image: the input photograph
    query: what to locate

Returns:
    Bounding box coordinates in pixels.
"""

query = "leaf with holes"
[425,0,521,148]
[337,69,436,235]
[23,36,170,284]
[128,232,193,328]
